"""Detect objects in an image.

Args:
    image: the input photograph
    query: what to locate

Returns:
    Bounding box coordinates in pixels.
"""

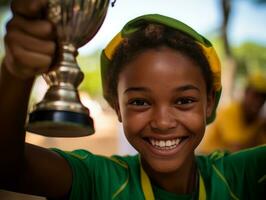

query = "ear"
[113,100,122,122]
[206,90,216,118]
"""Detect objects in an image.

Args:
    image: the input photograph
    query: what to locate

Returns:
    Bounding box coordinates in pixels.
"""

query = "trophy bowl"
[26,0,110,137]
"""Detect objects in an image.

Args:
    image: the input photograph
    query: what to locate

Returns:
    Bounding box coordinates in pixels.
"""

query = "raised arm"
[0,0,72,198]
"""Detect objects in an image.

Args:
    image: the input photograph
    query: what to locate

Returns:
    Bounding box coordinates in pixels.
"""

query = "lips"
[144,136,189,156]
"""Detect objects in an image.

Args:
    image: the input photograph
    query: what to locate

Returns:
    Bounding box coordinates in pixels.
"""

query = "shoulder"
[219,144,266,168]
[52,148,139,170]
[52,149,142,199]
[196,145,266,199]
[221,101,241,114]
[197,145,266,171]
[215,101,241,122]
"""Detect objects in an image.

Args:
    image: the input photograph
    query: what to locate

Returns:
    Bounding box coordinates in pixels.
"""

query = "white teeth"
[159,141,165,147]
[176,138,180,144]
[149,138,182,149]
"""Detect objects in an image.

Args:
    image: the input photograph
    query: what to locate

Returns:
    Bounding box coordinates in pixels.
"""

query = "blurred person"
[0,1,265,200]
[198,73,266,154]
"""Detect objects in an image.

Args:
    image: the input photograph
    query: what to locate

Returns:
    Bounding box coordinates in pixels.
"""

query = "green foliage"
[251,0,266,4]
[208,35,227,61]
[77,51,102,97]
[233,42,266,75]
[0,8,9,61]
[0,0,11,8]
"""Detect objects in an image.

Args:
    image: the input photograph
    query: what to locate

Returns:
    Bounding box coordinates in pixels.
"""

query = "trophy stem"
[26,43,95,137]
[44,43,83,87]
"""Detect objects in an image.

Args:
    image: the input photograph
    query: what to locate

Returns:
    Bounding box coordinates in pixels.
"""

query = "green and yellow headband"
[101,14,222,124]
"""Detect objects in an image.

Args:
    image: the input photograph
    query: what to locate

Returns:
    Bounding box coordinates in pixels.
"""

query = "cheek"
[123,113,147,129]
[121,112,150,151]
[179,106,206,137]
[120,106,150,138]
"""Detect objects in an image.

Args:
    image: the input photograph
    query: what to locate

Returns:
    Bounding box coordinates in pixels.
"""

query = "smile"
[149,138,181,150]
[145,136,189,153]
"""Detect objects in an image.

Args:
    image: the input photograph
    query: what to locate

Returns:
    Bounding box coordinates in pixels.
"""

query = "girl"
[0,1,265,199]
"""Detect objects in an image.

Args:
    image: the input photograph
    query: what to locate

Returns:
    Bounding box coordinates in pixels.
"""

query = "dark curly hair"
[105,23,213,108]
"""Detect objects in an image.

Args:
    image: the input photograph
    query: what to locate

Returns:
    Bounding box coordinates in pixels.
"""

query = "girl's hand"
[3,0,56,80]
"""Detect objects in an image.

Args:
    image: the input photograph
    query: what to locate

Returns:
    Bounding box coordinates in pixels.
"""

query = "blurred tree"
[252,0,266,3]
[0,0,11,8]
[77,51,102,97]
[220,0,266,102]
[0,0,10,59]
[234,42,266,75]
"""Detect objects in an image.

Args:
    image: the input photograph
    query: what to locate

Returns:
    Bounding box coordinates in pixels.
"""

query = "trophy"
[26,0,110,137]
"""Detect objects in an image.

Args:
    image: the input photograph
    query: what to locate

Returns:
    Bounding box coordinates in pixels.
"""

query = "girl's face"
[116,47,215,173]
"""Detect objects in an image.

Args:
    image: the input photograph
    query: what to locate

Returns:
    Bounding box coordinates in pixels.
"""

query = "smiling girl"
[0,1,265,199]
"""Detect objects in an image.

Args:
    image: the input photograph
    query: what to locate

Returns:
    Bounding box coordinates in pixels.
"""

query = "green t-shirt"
[53,145,266,200]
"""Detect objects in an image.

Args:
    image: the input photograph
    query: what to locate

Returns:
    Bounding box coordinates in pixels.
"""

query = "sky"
[78,0,266,54]
[1,0,266,55]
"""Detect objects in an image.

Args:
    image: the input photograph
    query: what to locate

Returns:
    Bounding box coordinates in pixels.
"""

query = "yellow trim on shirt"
[112,176,129,199]
[64,151,89,160]
[199,171,206,200]
[258,175,266,183]
[212,164,239,200]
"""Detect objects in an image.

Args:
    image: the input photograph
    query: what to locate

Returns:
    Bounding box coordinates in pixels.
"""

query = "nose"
[150,106,177,132]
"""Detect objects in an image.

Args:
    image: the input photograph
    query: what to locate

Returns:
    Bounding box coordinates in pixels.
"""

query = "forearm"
[0,60,34,188]
[0,1,72,196]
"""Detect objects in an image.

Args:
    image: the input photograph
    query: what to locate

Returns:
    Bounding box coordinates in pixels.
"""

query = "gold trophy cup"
[26,0,110,137]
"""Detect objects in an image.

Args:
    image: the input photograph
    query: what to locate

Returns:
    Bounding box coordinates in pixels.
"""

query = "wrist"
[1,57,35,85]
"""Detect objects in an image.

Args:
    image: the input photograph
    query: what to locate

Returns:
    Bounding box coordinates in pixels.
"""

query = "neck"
[142,155,198,195]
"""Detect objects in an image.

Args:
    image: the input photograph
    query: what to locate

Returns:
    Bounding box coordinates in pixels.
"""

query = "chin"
[142,154,187,174]
[139,137,197,173]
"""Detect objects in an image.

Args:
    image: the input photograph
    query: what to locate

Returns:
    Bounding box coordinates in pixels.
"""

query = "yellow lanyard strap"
[140,164,206,200]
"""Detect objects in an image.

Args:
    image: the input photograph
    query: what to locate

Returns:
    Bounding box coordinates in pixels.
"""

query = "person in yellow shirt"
[198,73,266,153]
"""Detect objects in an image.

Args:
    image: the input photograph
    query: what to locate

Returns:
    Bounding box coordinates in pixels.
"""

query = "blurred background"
[0,0,266,199]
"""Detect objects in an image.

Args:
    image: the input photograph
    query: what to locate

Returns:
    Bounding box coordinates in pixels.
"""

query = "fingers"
[6,14,54,40]
[6,19,55,55]
[11,0,48,18]
[4,44,52,80]
[5,13,56,56]
[3,3,56,80]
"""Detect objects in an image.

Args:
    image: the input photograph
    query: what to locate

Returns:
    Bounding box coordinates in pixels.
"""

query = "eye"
[175,97,195,105]
[128,99,150,106]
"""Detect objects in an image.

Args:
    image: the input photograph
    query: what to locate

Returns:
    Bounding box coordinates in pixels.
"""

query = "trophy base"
[26,110,94,137]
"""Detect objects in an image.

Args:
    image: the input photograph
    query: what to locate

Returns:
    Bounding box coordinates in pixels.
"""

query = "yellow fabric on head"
[197,42,222,91]
[103,33,222,92]
[104,33,123,60]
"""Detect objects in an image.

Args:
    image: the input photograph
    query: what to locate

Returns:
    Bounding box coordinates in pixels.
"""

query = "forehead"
[118,47,206,91]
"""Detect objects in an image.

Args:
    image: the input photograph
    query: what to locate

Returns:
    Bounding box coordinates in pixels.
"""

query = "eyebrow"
[124,87,151,94]
[174,85,200,92]
[123,85,200,94]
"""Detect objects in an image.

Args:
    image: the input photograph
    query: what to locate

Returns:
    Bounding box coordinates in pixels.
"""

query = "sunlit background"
[0,0,266,199]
